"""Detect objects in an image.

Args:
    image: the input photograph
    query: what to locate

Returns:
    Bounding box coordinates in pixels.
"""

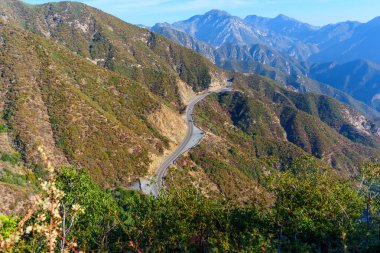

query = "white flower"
[41,181,48,191]
[72,204,81,211]
[38,214,46,222]
[13,235,20,242]
[25,226,33,234]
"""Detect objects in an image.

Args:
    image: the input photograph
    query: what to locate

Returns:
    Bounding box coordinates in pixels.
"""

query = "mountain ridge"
[152,20,380,119]
[310,59,380,111]
[0,0,226,189]
[1,2,380,252]
[1,0,380,216]
[1,0,226,109]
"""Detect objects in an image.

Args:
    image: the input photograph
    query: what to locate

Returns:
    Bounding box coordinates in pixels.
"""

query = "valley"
[140,83,234,196]
[152,10,380,120]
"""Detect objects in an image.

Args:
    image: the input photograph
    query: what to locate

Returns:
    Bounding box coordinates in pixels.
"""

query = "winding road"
[140,84,233,196]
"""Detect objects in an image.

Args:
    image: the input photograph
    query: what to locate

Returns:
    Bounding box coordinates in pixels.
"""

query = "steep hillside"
[214,43,308,75]
[152,24,380,119]
[171,10,264,46]
[231,75,380,165]
[170,9,316,59]
[153,10,380,117]
[309,17,380,65]
[167,74,380,201]
[245,14,319,40]
[1,0,379,210]
[152,22,308,78]
[0,118,35,215]
[213,44,380,119]
[156,9,380,67]
[1,3,379,251]
[0,0,225,109]
[310,60,380,111]
[0,21,191,187]
[151,23,216,61]
[305,21,361,50]
[244,13,380,66]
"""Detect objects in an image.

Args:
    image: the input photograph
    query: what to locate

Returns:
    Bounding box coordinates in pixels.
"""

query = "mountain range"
[0,0,379,218]
[310,60,380,111]
[0,1,380,251]
[152,10,380,119]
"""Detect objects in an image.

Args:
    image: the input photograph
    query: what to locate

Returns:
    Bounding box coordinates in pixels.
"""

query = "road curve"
[141,84,232,196]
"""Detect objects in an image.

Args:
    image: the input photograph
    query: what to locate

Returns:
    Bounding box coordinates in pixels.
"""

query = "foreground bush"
[1,157,379,252]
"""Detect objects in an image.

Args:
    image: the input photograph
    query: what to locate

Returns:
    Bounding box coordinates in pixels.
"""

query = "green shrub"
[0,124,8,133]
[0,215,18,239]
[1,152,22,165]
[0,169,27,186]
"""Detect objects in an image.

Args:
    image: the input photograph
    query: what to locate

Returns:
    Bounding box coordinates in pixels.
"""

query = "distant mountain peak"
[273,14,319,28]
[152,22,171,28]
[204,9,231,17]
[275,14,292,20]
[367,16,380,25]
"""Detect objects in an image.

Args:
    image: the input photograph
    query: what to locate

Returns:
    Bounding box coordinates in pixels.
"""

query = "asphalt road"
[141,85,233,196]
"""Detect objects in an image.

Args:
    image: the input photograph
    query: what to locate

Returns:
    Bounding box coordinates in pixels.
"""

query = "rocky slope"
[0,0,225,109]
[309,17,380,65]
[151,23,216,61]
[170,10,315,60]
[245,14,319,40]
[165,9,380,66]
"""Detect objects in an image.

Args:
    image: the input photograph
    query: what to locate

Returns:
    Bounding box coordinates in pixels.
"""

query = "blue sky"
[23,0,380,27]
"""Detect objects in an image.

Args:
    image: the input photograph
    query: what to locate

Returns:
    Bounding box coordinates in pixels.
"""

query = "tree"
[55,167,119,252]
[267,156,364,252]
[349,162,380,252]
[0,160,82,253]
